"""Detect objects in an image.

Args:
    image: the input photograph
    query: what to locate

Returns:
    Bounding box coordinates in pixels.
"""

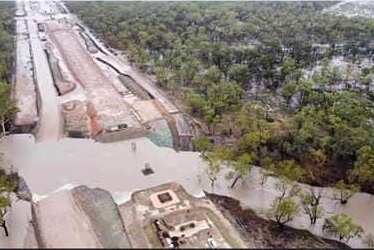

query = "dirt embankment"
[206,193,349,249]
[30,185,131,248]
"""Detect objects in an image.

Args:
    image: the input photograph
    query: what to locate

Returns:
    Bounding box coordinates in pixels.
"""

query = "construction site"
[12,2,39,133]
[26,182,246,248]
[119,182,246,248]
[12,1,195,150]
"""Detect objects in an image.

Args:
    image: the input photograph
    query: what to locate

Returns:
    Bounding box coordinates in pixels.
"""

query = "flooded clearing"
[0,134,373,248]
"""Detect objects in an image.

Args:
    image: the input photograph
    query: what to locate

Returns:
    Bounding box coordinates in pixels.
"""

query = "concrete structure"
[133,100,163,124]
[172,113,193,150]
[45,20,146,140]
[119,182,247,248]
[12,18,38,133]
[24,3,62,142]
[19,0,195,148]
[27,182,245,248]
[44,42,76,95]
[61,100,90,138]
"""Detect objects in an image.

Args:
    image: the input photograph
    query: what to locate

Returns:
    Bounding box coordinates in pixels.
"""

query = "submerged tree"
[268,196,300,228]
[299,187,324,225]
[193,135,212,157]
[259,156,275,186]
[332,180,360,205]
[202,145,234,190]
[204,153,221,191]
[323,214,364,243]
[227,152,257,189]
[273,160,305,198]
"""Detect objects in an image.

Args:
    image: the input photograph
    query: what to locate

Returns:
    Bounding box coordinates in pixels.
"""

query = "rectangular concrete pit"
[61,100,90,138]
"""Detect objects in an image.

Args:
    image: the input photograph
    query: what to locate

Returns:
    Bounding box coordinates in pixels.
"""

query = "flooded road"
[0,134,373,248]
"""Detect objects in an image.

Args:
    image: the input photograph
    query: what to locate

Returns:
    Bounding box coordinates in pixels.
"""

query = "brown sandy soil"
[32,189,101,248]
[206,193,350,249]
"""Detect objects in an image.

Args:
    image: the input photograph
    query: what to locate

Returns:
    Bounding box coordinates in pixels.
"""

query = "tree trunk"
[311,216,317,225]
[210,178,215,191]
[339,234,344,242]
[1,221,8,237]
[277,220,284,228]
[230,175,241,189]
[1,118,5,136]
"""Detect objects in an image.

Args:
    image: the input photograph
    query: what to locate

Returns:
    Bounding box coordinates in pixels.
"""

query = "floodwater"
[0,134,373,248]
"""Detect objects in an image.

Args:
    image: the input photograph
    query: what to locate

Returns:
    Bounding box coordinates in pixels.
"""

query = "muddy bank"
[206,193,349,249]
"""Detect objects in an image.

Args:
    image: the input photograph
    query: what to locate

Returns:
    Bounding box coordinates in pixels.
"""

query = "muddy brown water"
[0,134,373,248]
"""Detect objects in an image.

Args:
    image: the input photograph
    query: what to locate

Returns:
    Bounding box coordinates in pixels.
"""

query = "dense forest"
[0,1,15,84]
[66,1,374,193]
[0,2,16,136]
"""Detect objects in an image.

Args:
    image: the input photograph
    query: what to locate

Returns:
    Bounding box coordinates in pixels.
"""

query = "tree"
[275,176,302,198]
[259,156,275,186]
[268,196,300,228]
[273,160,305,198]
[184,90,207,117]
[0,173,17,237]
[333,180,360,205]
[206,81,243,116]
[227,64,251,87]
[297,78,313,106]
[274,159,306,182]
[155,66,170,88]
[323,214,364,243]
[298,187,323,225]
[349,146,374,190]
[204,152,221,191]
[0,195,11,236]
[202,145,234,190]
[0,83,18,136]
[280,81,297,108]
[193,135,212,157]
[210,145,234,165]
[280,58,300,82]
[227,152,257,189]
[308,148,326,168]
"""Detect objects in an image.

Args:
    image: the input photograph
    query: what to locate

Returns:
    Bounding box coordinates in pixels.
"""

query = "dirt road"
[25,6,61,141]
